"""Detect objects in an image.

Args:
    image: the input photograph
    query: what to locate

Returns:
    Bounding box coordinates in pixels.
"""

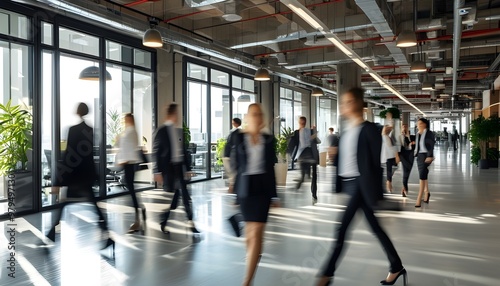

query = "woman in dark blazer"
[318,88,406,286]
[232,103,279,286]
[48,103,114,254]
[414,118,435,207]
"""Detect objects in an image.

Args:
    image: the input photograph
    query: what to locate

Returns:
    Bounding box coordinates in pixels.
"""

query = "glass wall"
[185,62,255,181]
[279,87,309,131]
[316,98,337,145]
[0,5,156,216]
[0,9,33,215]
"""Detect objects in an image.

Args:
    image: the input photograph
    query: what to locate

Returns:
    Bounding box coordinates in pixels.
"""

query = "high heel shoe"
[401,188,407,197]
[101,238,115,259]
[424,192,431,203]
[317,276,332,286]
[380,268,407,285]
[160,220,169,234]
[415,204,421,208]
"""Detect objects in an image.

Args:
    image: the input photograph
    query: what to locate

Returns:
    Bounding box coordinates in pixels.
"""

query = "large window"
[316,98,337,145]
[186,62,255,181]
[0,5,157,217]
[0,9,32,215]
[279,87,309,130]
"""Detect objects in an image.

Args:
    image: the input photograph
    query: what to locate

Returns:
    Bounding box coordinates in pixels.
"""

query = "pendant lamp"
[79,66,112,81]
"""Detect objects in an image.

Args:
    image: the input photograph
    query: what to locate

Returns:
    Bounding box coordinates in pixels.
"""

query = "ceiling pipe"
[452,0,465,109]
[125,0,150,7]
[195,0,342,30]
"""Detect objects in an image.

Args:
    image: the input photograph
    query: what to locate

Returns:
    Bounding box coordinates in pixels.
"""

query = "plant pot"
[3,171,33,213]
[478,159,490,169]
[274,162,288,186]
[488,159,499,168]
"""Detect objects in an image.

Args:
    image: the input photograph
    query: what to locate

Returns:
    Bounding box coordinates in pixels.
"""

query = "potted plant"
[274,127,293,186]
[106,109,123,146]
[0,100,33,210]
[487,148,499,168]
[468,115,500,169]
[215,138,227,175]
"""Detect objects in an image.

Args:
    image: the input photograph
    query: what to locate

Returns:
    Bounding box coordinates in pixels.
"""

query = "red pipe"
[196,0,342,30]
[164,9,214,23]
[255,37,382,57]
[125,0,152,8]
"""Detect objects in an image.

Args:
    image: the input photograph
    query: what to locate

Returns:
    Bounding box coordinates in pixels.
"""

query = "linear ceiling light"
[281,0,325,31]
[325,35,353,56]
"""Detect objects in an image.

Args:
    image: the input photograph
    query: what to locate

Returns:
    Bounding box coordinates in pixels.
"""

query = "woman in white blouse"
[116,113,144,233]
[232,104,279,286]
[381,125,399,193]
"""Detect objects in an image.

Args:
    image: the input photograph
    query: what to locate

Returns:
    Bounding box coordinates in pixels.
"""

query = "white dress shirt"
[295,128,311,160]
[416,129,428,154]
[381,134,397,163]
[244,134,265,175]
[338,123,362,178]
[165,121,183,163]
[400,133,412,151]
[116,126,140,165]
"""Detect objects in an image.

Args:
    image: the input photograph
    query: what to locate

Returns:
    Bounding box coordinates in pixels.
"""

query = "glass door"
[187,81,208,180]
[59,54,102,197]
[210,86,230,177]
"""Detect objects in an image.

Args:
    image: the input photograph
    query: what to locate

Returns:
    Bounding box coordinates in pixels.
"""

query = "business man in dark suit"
[399,123,416,197]
[288,116,320,205]
[317,88,405,286]
[153,103,199,235]
[48,103,114,254]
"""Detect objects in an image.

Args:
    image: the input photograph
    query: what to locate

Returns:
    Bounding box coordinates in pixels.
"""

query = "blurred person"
[115,113,146,233]
[381,125,399,193]
[288,117,320,205]
[399,124,415,197]
[317,88,406,286]
[327,127,339,165]
[153,104,199,235]
[414,118,435,208]
[231,103,279,286]
[451,125,459,151]
[223,118,242,194]
[48,103,114,254]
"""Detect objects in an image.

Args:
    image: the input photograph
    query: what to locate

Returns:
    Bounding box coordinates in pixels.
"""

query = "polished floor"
[2,143,500,286]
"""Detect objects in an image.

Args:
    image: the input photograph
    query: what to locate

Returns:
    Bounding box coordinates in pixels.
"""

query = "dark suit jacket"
[335,121,384,207]
[415,130,435,157]
[152,124,189,174]
[224,128,240,158]
[232,132,278,200]
[288,128,320,164]
[61,121,97,186]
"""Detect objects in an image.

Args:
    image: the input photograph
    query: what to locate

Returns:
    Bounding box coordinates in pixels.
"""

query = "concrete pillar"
[336,62,361,133]
[401,112,410,125]
[365,107,375,122]
[156,48,177,125]
[258,77,275,134]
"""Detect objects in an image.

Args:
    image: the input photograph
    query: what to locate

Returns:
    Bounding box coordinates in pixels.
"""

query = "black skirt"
[239,174,272,223]
[417,153,431,180]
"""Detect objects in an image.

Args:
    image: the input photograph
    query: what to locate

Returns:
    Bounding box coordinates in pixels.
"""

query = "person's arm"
[152,128,163,183]
[425,131,435,162]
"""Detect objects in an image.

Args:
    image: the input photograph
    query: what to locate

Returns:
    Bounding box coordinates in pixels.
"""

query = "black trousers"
[299,162,318,199]
[49,184,108,235]
[321,178,403,277]
[162,163,193,222]
[399,150,414,190]
[385,158,396,182]
[124,164,139,210]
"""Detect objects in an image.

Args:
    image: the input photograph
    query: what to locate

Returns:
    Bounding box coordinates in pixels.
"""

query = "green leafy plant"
[487,148,499,161]
[379,107,401,119]
[0,100,33,175]
[183,122,191,148]
[276,127,293,163]
[215,138,227,167]
[106,109,123,146]
[470,145,481,166]
[468,115,500,160]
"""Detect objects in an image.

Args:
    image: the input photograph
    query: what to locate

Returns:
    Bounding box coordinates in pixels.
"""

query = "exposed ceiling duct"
[354,0,417,82]
[185,0,225,8]
[13,0,335,94]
